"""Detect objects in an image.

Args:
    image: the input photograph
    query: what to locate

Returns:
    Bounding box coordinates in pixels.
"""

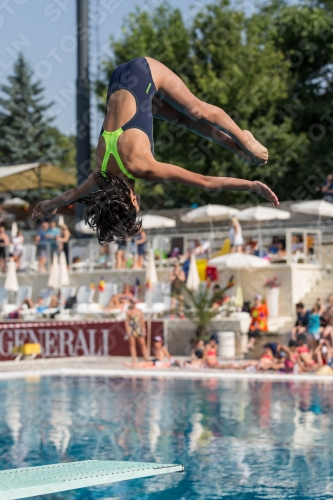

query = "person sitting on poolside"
[278,340,301,373]
[184,338,205,368]
[124,336,180,368]
[106,283,134,310]
[296,334,322,372]
[203,334,222,368]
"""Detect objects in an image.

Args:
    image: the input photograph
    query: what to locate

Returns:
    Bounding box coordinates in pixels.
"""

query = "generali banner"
[0,320,164,361]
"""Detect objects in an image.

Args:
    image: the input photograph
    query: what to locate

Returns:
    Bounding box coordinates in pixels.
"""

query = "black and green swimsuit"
[100,57,157,180]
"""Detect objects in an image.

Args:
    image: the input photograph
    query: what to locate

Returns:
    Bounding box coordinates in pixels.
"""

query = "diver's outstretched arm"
[32,169,99,220]
[135,159,279,207]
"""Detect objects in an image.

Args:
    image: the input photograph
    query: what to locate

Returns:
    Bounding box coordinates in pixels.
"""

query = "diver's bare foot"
[251,180,279,207]
[240,130,268,165]
[235,147,256,165]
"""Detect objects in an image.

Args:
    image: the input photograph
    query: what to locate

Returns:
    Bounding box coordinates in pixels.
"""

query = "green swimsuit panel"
[100,128,136,181]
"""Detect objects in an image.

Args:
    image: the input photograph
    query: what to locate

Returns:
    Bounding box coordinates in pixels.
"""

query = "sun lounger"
[0,460,184,499]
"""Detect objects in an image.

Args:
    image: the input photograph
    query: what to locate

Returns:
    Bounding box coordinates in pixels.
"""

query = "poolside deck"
[0,356,332,382]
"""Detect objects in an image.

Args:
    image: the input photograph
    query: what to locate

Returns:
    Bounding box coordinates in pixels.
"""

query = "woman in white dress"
[229,216,244,253]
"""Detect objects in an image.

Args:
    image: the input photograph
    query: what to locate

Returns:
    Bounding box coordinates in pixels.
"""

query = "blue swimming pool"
[0,376,333,499]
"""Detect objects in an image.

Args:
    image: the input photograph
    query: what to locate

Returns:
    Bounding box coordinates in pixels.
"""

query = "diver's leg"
[153,96,255,165]
[148,57,268,165]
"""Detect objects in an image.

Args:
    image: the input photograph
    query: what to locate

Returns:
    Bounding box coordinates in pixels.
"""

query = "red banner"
[0,320,164,361]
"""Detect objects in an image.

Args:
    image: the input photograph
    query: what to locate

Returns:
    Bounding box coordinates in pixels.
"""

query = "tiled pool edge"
[0,367,333,383]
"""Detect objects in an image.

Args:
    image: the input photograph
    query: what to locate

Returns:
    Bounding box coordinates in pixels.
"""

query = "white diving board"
[0,460,184,500]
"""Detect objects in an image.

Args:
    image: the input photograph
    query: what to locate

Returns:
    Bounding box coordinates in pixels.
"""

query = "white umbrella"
[237,206,290,222]
[291,200,333,218]
[238,205,291,256]
[2,197,29,208]
[181,204,239,223]
[186,254,200,292]
[48,253,60,289]
[141,214,176,229]
[146,249,158,355]
[10,221,18,238]
[209,253,270,269]
[4,260,19,293]
[59,251,70,286]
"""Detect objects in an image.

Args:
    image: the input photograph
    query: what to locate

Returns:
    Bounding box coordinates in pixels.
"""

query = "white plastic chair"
[76,285,95,304]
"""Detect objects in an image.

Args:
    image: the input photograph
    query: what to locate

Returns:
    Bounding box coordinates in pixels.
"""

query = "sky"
[2,0,242,143]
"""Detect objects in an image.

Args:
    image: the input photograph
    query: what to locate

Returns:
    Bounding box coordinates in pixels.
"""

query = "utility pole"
[76,0,91,209]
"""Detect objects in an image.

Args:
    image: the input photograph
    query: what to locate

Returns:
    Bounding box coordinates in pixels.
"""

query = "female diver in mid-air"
[32,57,279,242]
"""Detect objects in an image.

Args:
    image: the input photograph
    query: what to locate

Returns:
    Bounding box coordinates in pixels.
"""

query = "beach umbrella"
[291,200,333,219]
[48,253,60,289]
[181,204,239,223]
[146,249,158,355]
[59,251,70,286]
[141,214,176,229]
[2,197,29,208]
[238,206,291,256]
[4,260,19,293]
[209,253,270,269]
[181,204,239,243]
[10,221,18,238]
[186,254,200,292]
[237,206,290,222]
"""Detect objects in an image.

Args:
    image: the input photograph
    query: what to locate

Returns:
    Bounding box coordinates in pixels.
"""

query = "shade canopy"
[209,253,270,269]
[290,200,333,218]
[237,206,290,222]
[0,162,76,192]
[142,214,176,230]
[2,197,30,207]
[181,204,239,223]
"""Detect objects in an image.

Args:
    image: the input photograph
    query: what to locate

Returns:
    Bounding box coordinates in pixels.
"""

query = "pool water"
[1,377,333,500]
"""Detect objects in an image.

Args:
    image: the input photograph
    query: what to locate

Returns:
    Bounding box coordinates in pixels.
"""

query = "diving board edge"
[0,462,184,500]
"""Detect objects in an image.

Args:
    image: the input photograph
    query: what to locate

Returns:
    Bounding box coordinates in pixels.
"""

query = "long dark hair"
[76,171,142,244]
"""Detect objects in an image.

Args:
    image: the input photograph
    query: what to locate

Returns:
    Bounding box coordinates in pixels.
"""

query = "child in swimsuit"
[125,301,149,364]
[32,57,278,240]
[296,334,322,371]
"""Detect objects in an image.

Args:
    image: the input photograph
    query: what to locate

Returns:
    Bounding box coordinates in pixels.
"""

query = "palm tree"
[177,277,235,340]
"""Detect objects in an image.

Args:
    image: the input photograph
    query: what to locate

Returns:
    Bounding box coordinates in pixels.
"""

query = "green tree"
[260,1,333,198]
[0,53,66,166]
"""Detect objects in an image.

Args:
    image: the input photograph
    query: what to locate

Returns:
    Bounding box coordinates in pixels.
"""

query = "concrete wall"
[237,264,322,317]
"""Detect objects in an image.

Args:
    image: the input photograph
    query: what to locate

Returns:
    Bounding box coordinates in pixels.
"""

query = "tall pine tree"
[0,53,65,165]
